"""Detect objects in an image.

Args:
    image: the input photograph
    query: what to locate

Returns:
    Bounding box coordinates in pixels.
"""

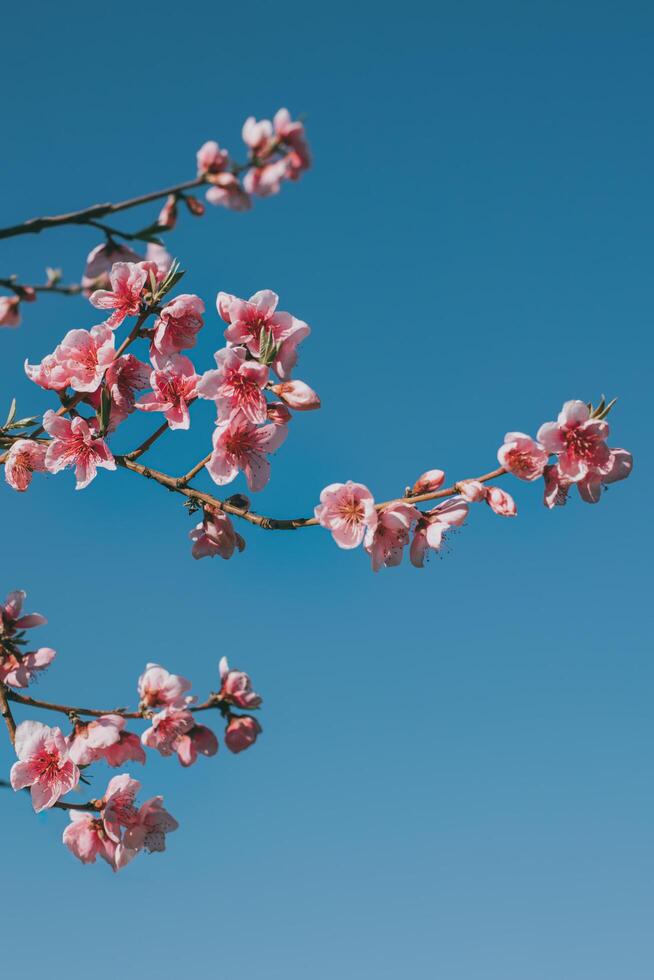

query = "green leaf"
[4,398,16,429]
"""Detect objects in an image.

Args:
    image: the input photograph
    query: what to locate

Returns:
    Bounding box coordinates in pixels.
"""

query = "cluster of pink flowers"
[2,589,263,870]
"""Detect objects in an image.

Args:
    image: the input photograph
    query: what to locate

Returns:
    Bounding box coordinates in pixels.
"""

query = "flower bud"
[485,486,517,516]
[411,469,445,495]
[224,715,262,754]
[267,401,292,426]
[457,480,487,503]
[184,195,205,217]
[158,195,178,230]
[270,379,320,411]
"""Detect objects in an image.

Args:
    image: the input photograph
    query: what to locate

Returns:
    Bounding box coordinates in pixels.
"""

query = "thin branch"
[0,682,17,744]
[6,688,230,720]
[0,278,83,297]
[123,420,171,461]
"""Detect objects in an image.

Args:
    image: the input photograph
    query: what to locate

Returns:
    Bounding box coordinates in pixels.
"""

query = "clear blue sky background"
[1,2,651,977]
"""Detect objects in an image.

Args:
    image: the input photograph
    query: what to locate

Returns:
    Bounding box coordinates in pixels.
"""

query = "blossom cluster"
[1,590,263,871]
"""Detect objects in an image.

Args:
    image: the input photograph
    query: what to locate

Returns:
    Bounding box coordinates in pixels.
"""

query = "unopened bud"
[412,469,445,495]
[271,380,321,411]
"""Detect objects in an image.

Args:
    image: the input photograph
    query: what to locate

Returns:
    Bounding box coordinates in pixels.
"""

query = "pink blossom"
[43,411,116,490]
[485,486,517,517]
[205,172,252,211]
[412,469,445,495]
[102,773,141,842]
[267,401,292,426]
[157,195,178,230]
[135,354,199,430]
[24,351,72,391]
[537,400,611,481]
[82,242,142,293]
[364,502,419,572]
[544,448,633,508]
[498,431,548,481]
[68,715,124,766]
[410,498,469,567]
[243,157,292,197]
[207,416,287,492]
[141,708,214,767]
[174,724,219,768]
[0,295,21,327]
[189,510,246,560]
[89,262,147,328]
[10,720,79,812]
[104,353,151,424]
[145,242,173,278]
[242,116,274,152]
[151,294,205,357]
[219,656,262,709]
[218,289,310,380]
[543,463,571,509]
[138,662,193,709]
[53,325,115,393]
[4,439,47,492]
[0,590,47,632]
[270,379,320,411]
[197,140,229,175]
[273,108,311,170]
[224,715,262,754]
[115,796,178,867]
[314,481,378,549]
[98,730,146,767]
[0,647,56,688]
[63,811,118,868]
[457,480,487,503]
[197,346,269,423]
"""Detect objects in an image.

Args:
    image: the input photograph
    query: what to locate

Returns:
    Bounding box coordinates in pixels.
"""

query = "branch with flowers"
[0,104,634,870]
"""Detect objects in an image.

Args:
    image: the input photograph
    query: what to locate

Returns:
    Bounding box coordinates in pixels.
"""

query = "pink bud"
[412,469,445,495]
[267,401,292,426]
[485,486,517,517]
[270,380,321,411]
[185,195,205,216]
[0,295,21,328]
[457,480,487,503]
[158,195,178,230]
[224,715,262,754]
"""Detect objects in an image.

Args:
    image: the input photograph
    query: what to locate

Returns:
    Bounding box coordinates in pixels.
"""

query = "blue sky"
[1,2,651,977]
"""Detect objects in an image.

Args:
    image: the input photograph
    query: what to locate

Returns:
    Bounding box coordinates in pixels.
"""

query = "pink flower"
[218,289,310,379]
[314,481,378,549]
[189,510,246,560]
[102,773,141,842]
[89,262,147,328]
[138,662,193,709]
[543,463,571,509]
[98,730,146,767]
[197,140,229,175]
[62,811,118,868]
[24,351,72,391]
[53,325,115,393]
[544,448,633,508]
[0,647,56,688]
[157,195,178,230]
[10,720,79,812]
[537,401,611,481]
[0,590,47,633]
[174,724,219,768]
[135,354,199,430]
[0,295,21,328]
[412,469,446,495]
[104,353,151,424]
[243,157,292,197]
[410,498,469,567]
[456,480,487,503]
[219,656,262,709]
[273,108,311,169]
[485,486,517,517]
[498,432,548,481]
[224,715,262,754]
[242,116,274,152]
[4,439,47,492]
[115,796,178,867]
[145,242,173,278]
[43,411,116,490]
[151,294,205,357]
[207,416,287,492]
[141,707,193,759]
[205,172,252,211]
[364,502,419,572]
[67,715,124,767]
[82,242,142,293]
[270,379,321,411]
[197,346,269,423]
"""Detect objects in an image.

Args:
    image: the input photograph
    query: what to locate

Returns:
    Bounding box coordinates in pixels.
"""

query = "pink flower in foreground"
[67,715,124,767]
[314,481,378,549]
[218,289,310,379]
[410,498,469,568]
[544,448,633,508]
[364,502,419,572]
[219,656,262,709]
[99,730,146,767]
[10,720,79,812]
[82,242,142,293]
[89,262,147,328]
[0,590,47,633]
[537,400,611,482]
[115,796,178,867]
[174,724,219,768]
[141,708,194,759]
[24,351,72,391]
[138,663,193,709]
[0,647,56,688]
[189,510,246,561]
[412,469,446,495]
[197,346,269,423]
[498,432,548,481]
[102,773,141,843]
[205,172,252,211]
[104,353,151,424]
[0,295,21,327]
[43,411,115,490]
[224,715,262,754]
[485,486,517,517]
[54,325,115,393]
[151,294,205,357]
[270,379,321,411]
[4,439,47,492]
[207,417,287,492]
[135,354,199,430]
[197,140,229,175]
[63,811,118,868]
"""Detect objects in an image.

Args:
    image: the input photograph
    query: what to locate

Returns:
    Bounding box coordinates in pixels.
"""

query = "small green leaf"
[4,398,16,428]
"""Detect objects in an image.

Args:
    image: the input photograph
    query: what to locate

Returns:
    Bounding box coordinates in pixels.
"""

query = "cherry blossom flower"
[4,439,47,492]
[485,486,517,517]
[197,140,229,175]
[135,354,199,430]
[189,509,246,560]
[174,724,219,768]
[205,172,252,211]
[270,379,321,411]
[243,157,292,197]
[0,647,56,688]
[412,469,445,495]
[218,289,310,380]
[141,708,194,758]
[62,811,118,868]
[273,108,312,173]
[207,417,287,492]
[544,448,633,508]
[89,262,148,328]
[102,773,141,843]
[150,294,205,357]
[224,715,262,754]
[115,796,178,868]
[364,502,419,572]
[197,346,269,423]
[0,295,21,327]
[82,242,142,293]
[543,463,571,509]
[98,730,146,768]
[410,498,469,567]
[498,432,548,481]
[10,720,79,812]
[138,663,193,709]
[537,400,611,482]
[242,116,274,152]
[24,351,72,391]
[314,481,378,549]
[43,411,116,490]
[104,353,151,424]
[67,715,124,767]
[0,590,47,633]
[157,195,178,230]
[53,325,115,393]
[218,656,262,709]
